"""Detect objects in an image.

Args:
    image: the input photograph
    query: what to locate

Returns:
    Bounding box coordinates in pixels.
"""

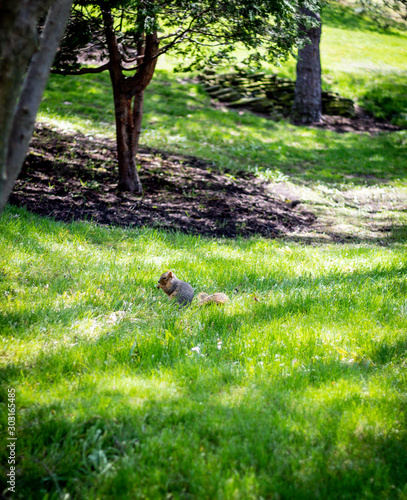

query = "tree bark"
[101,6,158,192]
[0,0,46,187]
[291,7,322,125]
[133,90,144,159]
[0,0,73,214]
[115,92,144,192]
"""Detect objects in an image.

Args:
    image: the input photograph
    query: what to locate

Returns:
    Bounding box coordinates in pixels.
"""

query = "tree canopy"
[55,0,321,74]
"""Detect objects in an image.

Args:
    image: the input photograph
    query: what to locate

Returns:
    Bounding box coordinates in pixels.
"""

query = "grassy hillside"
[36,1,407,181]
[1,1,407,498]
[271,1,407,126]
[39,69,407,184]
[321,2,407,126]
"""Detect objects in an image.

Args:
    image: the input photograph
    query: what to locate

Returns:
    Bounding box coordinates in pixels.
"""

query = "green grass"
[2,2,407,498]
[38,70,407,189]
[1,206,407,499]
[320,3,407,127]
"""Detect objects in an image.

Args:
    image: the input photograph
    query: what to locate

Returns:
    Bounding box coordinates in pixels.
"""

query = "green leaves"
[54,0,325,76]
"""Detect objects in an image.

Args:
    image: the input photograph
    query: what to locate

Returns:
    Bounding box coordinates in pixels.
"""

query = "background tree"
[290,4,322,124]
[54,0,322,193]
[290,0,406,126]
[0,0,73,215]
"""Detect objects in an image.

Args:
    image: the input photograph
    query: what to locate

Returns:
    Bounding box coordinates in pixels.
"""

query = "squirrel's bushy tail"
[197,292,229,306]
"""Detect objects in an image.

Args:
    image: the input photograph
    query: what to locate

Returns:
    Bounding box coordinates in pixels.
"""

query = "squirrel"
[157,271,229,307]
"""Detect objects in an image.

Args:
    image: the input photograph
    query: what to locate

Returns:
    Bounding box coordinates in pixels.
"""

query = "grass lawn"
[1,206,407,499]
[1,1,407,498]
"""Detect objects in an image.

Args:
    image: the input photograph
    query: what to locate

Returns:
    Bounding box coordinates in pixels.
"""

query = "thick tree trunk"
[291,7,322,125]
[0,0,48,190]
[0,0,73,214]
[114,35,158,192]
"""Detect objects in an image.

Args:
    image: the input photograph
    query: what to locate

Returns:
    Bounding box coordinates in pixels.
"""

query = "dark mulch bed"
[9,124,316,238]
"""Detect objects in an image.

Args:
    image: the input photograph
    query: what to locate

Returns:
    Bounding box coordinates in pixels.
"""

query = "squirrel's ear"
[168,271,173,278]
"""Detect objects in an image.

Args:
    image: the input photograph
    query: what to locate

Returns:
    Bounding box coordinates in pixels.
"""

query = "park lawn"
[1,205,407,498]
[1,0,407,497]
[37,0,407,154]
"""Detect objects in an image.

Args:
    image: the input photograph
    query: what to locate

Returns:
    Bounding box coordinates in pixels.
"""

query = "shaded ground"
[9,125,316,238]
[310,106,402,134]
[212,100,402,135]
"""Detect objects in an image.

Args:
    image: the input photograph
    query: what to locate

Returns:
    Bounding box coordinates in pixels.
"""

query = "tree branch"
[121,31,159,98]
[101,6,123,90]
[119,17,200,76]
[52,63,110,75]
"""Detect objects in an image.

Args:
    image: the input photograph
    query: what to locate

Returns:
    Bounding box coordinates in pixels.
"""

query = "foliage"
[54,0,324,75]
[356,0,407,27]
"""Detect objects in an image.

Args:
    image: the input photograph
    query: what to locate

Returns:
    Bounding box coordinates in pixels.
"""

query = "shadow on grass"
[284,229,407,246]
[360,73,407,126]
[244,129,407,186]
[3,355,407,499]
[370,336,407,365]
[2,240,407,494]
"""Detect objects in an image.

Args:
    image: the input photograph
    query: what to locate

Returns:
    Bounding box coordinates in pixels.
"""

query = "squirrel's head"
[157,270,174,289]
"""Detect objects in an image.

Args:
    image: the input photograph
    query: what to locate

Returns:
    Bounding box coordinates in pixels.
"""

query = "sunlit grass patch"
[38,69,407,190]
[1,205,407,497]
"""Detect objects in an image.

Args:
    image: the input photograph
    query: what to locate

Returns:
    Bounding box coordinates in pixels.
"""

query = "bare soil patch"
[9,124,316,238]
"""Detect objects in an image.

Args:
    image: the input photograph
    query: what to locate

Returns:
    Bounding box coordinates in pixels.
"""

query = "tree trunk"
[114,34,158,192]
[291,7,322,125]
[0,0,47,190]
[114,92,144,193]
[133,90,144,163]
[102,7,158,192]
[0,0,73,214]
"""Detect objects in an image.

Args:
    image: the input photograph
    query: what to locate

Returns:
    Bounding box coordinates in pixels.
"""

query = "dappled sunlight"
[38,69,407,187]
[2,4,407,493]
[2,208,407,496]
[146,112,407,185]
